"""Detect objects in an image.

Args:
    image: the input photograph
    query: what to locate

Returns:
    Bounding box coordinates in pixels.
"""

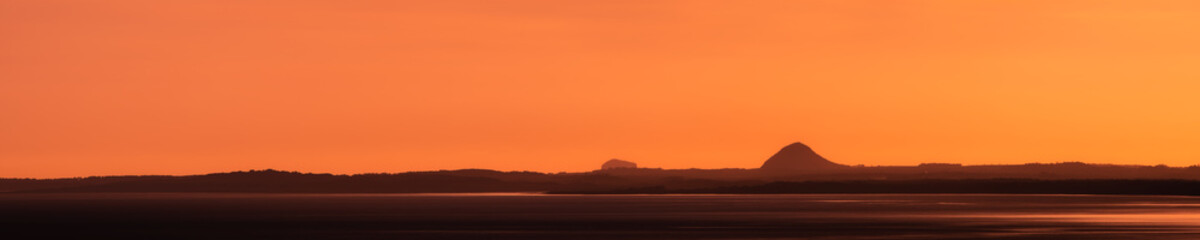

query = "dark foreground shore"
[3,193,1200,240]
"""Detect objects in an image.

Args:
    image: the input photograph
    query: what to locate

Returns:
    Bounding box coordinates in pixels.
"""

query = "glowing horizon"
[4,0,1200,178]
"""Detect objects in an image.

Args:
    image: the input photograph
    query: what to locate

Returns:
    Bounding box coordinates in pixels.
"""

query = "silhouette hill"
[759,142,846,171]
[601,159,638,170]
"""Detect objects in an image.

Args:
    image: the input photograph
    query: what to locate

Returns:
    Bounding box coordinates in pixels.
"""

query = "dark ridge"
[558,179,1200,196]
[5,142,1200,194]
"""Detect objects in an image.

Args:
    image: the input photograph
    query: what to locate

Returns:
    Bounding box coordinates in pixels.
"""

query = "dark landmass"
[1,169,768,193]
[4,142,1199,195]
[554,179,1200,195]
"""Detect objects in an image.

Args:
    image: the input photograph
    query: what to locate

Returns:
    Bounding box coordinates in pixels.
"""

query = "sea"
[3,193,1199,239]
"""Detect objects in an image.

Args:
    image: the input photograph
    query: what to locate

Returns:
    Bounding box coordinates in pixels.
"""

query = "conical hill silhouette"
[759,142,846,171]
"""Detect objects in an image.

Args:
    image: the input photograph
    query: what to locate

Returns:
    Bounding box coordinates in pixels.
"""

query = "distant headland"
[3,142,1199,195]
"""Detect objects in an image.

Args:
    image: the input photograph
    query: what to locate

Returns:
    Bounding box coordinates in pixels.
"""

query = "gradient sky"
[4,0,1200,178]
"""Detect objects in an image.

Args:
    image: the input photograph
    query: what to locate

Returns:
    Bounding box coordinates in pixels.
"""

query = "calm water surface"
[3,193,1199,239]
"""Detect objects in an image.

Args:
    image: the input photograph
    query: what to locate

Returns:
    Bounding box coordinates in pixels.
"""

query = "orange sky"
[3,0,1200,178]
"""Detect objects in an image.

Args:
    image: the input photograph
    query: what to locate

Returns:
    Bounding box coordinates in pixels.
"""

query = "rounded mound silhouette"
[760,142,845,171]
[601,159,638,170]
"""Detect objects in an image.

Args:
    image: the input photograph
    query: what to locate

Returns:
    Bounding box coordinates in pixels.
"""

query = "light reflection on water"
[961,212,1200,225]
